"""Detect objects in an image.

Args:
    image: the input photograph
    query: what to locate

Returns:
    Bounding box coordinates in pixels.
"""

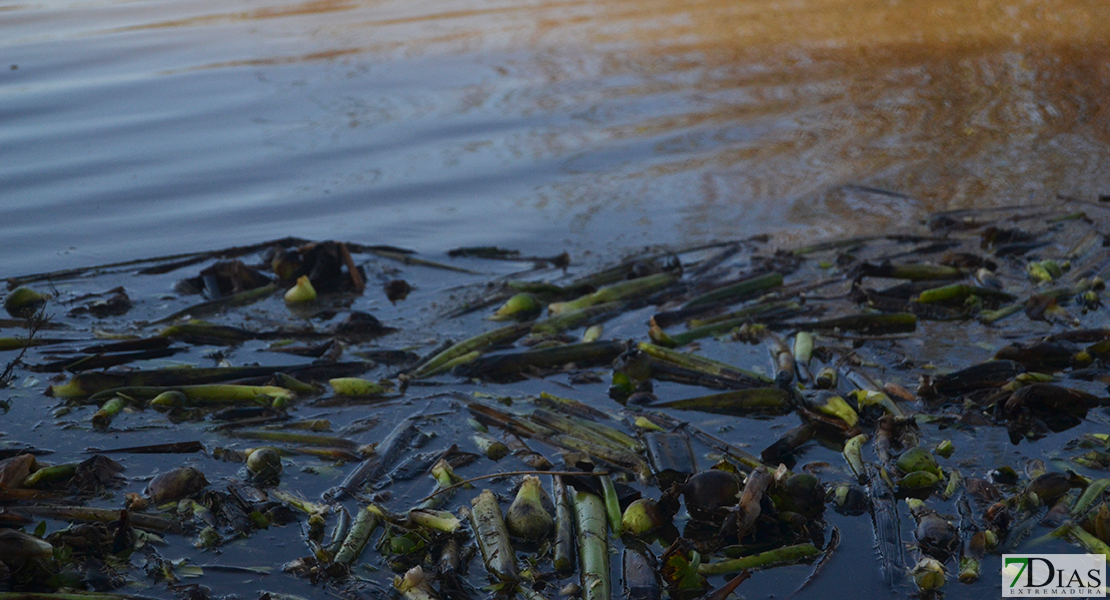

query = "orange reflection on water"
[288,0,1110,242]
[503,0,1110,242]
[47,0,1110,251]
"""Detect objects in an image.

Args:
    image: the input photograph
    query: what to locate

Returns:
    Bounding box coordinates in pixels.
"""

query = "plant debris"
[2,201,1110,599]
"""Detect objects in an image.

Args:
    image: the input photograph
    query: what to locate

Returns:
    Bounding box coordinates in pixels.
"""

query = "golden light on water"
[4,0,1110,269]
[291,0,1110,244]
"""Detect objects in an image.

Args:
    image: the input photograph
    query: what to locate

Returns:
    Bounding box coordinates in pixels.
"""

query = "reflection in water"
[104,0,359,34]
[1,0,1109,274]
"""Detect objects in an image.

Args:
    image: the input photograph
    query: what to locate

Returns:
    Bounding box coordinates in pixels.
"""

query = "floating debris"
[1,206,1109,597]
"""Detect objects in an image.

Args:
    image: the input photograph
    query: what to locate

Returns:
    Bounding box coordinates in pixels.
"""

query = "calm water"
[3,0,1110,274]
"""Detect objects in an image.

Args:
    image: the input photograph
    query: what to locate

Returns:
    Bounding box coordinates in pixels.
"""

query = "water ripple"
[2,0,1110,274]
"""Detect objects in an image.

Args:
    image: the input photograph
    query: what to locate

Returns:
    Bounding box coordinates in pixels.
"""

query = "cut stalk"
[473,433,510,461]
[572,490,611,600]
[285,446,362,462]
[329,377,388,397]
[638,342,772,386]
[272,373,320,396]
[407,322,532,380]
[531,301,627,335]
[792,235,881,256]
[14,505,181,533]
[651,388,791,414]
[977,302,1024,325]
[941,469,961,500]
[409,508,461,533]
[468,402,545,439]
[508,280,571,297]
[599,475,623,536]
[158,321,261,345]
[267,488,327,516]
[654,301,802,347]
[89,384,295,405]
[454,341,625,381]
[468,489,519,582]
[432,349,481,376]
[697,543,819,576]
[91,396,126,428]
[867,466,906,589]
[22,463,77,488]
[794,313,917,334]
[683,272,783,307]
[151,283,278,324]
[816,395,858,428]
[528,409,643,453]
[793,331,814,382]
[859,263,964,281]
[548,272,677,315]
[981,279,1094,325]
[551,434,652,481]
[46,363,370,398]
[95,441,204,454]
[324,505,351,556]
[1071,478,1110,518]
[369,247,482,274]
[687,299,800,328]
[815,367,838,389]
[1055,521,1110,561]
[914,283,1014,304]
[851,390,906,418]
[325,414,420,501]
[490,293,541,321]
[553,475,576,575]
[503,432,554,471]
[958,555,981,584]
[0,337,66,351]
[417,458,465,510]
[226,430,360,450]
[536,391,610,420]
[332,504,383,566]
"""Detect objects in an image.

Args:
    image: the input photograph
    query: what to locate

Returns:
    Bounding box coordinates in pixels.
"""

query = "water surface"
[3,0,1110,273]
[4,3,1110,596]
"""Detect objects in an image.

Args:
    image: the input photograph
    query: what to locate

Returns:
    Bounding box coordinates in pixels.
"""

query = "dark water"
[4,0,1110,277]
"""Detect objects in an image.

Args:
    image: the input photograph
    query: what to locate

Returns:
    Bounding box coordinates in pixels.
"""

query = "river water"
[4,2,1110,597]
[4,0,1110,277]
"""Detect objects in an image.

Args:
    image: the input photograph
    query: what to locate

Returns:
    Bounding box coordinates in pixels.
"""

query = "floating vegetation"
[2,203,1110,599]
